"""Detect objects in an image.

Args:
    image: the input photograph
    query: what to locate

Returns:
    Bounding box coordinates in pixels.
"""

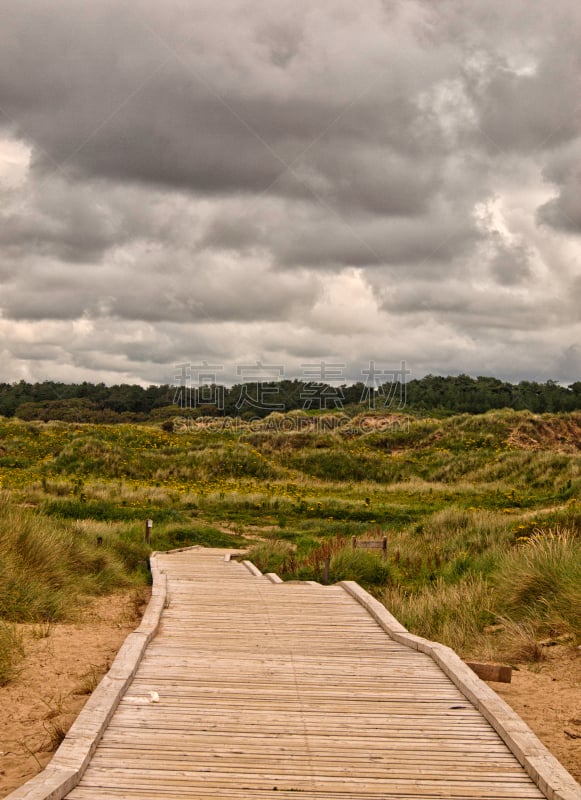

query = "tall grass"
[0,621,24,686]
[383,577,495,655]
[327,547,390,585]
[246,538,390,587]
[380,525,581,657]
[245,541,297,577]
[2,410,581,665]
[0,495,141,622]
[494,528,581,640]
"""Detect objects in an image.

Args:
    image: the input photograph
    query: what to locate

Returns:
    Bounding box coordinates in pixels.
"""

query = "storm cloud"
[0,0,580,387]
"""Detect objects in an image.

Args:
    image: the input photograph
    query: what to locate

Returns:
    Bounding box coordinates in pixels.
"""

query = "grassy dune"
[0,408,580,679]
[0,496,152,685]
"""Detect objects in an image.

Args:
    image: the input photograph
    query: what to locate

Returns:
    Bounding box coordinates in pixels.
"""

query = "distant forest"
[2,375,581,423]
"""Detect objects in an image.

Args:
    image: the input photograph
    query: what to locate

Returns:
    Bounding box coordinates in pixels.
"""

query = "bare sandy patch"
[487,646,581,783]
[0,588,149,796]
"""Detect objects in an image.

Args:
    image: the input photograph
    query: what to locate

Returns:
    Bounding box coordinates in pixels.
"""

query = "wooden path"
[57,547,562,800]
[9,547,579,800]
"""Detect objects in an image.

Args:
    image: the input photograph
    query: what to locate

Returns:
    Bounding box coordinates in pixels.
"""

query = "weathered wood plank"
[10,547,579,800]
[466,661,513,683]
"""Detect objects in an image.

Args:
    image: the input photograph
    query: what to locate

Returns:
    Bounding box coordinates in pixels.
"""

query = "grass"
[30,620,53,639]
[246,537,391,586]
[494,528,581,640]
[383,576,494,655]
[0,497,143,623]
[381,526,581,658]
[43,719,68,750]
[0,621,24,686]
[76,665,103,695]
[1,408,580,675]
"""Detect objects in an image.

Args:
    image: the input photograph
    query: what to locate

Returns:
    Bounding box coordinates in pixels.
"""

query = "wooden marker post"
[145,518,153,545]
[352,535,388,560]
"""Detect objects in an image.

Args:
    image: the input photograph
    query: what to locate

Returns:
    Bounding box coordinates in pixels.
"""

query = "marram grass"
[0,621,24,686]
[0,494,140,623]
[494,527,581,640]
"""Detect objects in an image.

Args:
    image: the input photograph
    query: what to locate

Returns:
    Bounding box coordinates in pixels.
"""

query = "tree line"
[1,375,581,423]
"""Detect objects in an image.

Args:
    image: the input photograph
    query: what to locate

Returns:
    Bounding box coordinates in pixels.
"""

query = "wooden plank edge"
[161,544,203,554]
[241,559,263,577]
[162,546,249,556]
[265,573,283,583]
[3,554,168,800]
[338,580,581,800]
[2,768,78,800]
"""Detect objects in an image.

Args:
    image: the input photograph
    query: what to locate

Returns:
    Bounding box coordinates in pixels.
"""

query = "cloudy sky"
[0,0,580,388]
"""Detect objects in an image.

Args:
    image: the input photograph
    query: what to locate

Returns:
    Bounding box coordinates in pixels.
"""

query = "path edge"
[339,579,581,800]
[4,554,167,800]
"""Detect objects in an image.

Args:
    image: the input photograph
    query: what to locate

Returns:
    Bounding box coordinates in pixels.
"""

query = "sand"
[488,646,581,783]
[0,588,149,796]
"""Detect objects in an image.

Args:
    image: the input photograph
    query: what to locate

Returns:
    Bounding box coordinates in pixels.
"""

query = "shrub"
[328,547,390,586]
[247,537,390,588]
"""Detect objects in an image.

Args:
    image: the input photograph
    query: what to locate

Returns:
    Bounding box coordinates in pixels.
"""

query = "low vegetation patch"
[383,576,494,654]
[0,622,24,686]
[1,408,580,675]
[247,537,391,587]
[494,528,581,640]
[0,498,145,624]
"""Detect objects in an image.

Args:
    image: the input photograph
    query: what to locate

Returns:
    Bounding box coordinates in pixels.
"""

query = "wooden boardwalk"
[58,547,559,800]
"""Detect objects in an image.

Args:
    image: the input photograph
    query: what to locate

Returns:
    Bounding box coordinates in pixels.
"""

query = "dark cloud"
[0,1,453,203]
[537,141,581,234]
[0,0,580,384]
[488,235,533,287]
[271,200,479,269]
[465,52,581,155]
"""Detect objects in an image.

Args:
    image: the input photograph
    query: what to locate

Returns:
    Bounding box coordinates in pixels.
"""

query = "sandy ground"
[1,593,580,796]
[0,588,149,797]
[488,645,581,783]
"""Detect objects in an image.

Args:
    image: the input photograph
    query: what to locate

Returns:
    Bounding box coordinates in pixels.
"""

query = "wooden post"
[466,661,512,683]
[323,556,330,585]
[382,536,387,560]
[145,519,153,545]
[352,536,357,549]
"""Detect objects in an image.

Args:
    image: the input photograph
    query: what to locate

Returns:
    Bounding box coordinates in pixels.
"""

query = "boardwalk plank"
[65,549,551,800]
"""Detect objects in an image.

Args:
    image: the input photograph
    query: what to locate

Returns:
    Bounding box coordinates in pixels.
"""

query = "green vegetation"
[383,576,493,654]
[0,497,145,623]
[247,536,391,585]
[2,374,581,423]
[1,406,580,684]
[495,528,581,638]
[0,622,24,686]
